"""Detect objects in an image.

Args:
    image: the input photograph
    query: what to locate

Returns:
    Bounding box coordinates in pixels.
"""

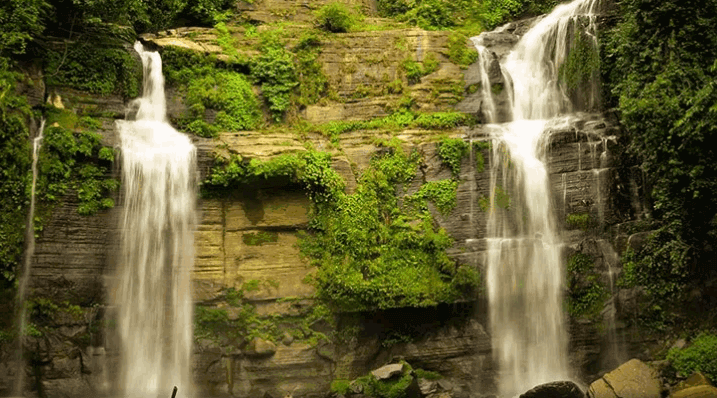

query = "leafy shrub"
[252,45,298,121]
[315,3,354,33]
[667,333,717,381]
[437,137,469,177]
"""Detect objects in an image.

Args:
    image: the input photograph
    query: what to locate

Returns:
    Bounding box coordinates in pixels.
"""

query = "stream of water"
[475,0,602,395]
[112,41,197,398]
[13,119,45,396]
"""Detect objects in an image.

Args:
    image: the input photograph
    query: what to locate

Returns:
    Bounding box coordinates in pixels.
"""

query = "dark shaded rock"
[627,232,651,252]
[519,381,585,398]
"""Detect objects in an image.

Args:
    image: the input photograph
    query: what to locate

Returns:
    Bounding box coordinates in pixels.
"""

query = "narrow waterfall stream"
[14,118,45,395]
[475,0,602,395]
[113,42,197,398]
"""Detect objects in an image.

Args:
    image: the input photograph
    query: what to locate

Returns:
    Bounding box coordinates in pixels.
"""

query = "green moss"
[447,32,478,68]
[330,380,351,395]
[414,369,442,380]
[566,253,608,319]
[437,137,469,177]
[667,333,717,381]
[242,231,279,246]
[558,23,600,90]
[566,213,591,230]
[472,141,490,173]
[402,53,440,84]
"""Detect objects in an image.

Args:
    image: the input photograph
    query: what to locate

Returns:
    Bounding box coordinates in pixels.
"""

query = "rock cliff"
[0,2,653,397]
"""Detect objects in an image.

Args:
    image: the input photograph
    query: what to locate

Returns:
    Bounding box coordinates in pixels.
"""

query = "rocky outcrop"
[587,359,662,398]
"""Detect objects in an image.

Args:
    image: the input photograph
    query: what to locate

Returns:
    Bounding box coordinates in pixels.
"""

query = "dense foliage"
[0,65,32,287]
[604,0,717,317]
[376,0,557,30]
[667,333,717,381]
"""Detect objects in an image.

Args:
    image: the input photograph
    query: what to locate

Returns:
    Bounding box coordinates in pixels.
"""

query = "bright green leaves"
[437,137,469,177]
[315,3,355,33]
[302,144,479,311]
[252,46,298,122]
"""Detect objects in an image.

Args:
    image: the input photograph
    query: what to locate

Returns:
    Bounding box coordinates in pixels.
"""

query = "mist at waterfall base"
[474,0,603,396]
[112,42,197,398]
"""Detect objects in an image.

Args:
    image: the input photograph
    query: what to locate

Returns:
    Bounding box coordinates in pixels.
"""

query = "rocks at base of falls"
[520,381,585,398]
[670,373,717,398]
[587,359,662,398]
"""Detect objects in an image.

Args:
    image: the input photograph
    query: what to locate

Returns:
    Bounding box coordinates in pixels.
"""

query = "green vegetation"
[604,0,717,321]
[300,142,478,311]
[447,32,479,68]
[242,231,279,246]
[566,213,591,231]
[667,333,717,381]
[0,65,32,286]
[566,253,607,319]
[412,179,459,215]
[402,53,440,84]
[437,137,469,177]
[252,44,298,122]
[40,110,119,215]
[558,23,600,91]
[331,361,441,398]
[472,141,491,173]
[376,0,557,31]
[162,47,262,136]
[45,39,141,98]
[195,282,331,348]
[315,3,355,33]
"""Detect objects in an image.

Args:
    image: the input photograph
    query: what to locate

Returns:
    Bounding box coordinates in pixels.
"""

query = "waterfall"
[13,118,45,395]
[113,42,197,398]
[480,0,602,395]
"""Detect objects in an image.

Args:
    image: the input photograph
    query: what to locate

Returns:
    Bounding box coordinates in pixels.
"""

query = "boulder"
[371,363,405,380]
[520,381,585,398]
[245,337,277,357]
[671,386,717,398]
[588,359,662,398]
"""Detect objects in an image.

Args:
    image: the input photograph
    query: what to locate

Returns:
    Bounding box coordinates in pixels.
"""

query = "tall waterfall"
[14,118,45,395]
[113,42,197,398]
[479,0,602,395]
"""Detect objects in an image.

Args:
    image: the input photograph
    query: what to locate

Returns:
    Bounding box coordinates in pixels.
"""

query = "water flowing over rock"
[478,0,603,395]
[112,41,197,398]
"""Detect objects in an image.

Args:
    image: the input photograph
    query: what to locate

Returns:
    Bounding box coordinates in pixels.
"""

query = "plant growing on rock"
[315,3,355,33]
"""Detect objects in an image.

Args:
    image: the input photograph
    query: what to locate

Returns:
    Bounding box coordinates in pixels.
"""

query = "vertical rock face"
[9,4,648,398]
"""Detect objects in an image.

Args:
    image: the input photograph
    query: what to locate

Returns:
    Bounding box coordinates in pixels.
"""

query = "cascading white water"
[13,119,45,395]
[113,42,196,398]
[481,0,602,395]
